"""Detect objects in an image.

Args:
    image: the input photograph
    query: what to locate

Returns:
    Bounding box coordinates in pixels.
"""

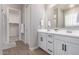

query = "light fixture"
[69,4,75,8]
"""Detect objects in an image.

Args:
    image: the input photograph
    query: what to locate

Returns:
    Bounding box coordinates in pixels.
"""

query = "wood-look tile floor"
[3,41,49,55]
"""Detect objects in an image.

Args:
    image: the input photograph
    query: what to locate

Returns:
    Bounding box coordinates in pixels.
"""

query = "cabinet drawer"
[54,34,79,45]
[47,42,53,54]
[47,34,53,42]
[47,40,53,45]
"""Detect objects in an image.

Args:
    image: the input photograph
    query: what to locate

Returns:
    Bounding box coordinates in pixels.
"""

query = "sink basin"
[66,30,72,33]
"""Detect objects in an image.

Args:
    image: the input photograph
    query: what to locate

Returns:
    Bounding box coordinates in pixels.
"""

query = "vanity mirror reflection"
[64,5,79,27]
[46,4,79,30]
[46,4,64,29]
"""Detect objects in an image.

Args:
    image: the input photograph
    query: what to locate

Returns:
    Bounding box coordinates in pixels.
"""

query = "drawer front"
[54,34,67,41]
[54,34,79,45]
[47,34,53,42]
[47,40,53,46]
[47,43,53,54]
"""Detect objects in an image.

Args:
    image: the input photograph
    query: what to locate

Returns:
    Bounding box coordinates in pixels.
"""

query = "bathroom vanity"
[38,29,79,55]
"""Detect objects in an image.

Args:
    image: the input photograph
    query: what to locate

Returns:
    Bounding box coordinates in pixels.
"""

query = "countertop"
[38,29,79,38]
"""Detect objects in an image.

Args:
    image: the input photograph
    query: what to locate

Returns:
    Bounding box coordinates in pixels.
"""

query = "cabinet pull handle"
[62,44,64,51]
[64,44,66,51]
[41,37,43,41]
[48,41,52,44]
[48,35,52,37]
[48,49,52,52]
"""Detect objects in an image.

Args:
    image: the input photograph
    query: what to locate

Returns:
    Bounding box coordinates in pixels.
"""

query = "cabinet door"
[67,43,79,55]
[54,39,65,55]
[38,33,47,51]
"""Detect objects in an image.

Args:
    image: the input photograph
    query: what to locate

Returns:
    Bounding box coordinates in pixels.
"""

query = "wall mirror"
[46,4,64,29]
[46,4,79,29]
[63,5,79,27]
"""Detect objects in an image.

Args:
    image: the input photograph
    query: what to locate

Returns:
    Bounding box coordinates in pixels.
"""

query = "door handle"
[64,44,66,51]
[48,35,52,37]
[48,49,52,52]
[48,41,52,44]
[41,37,43,41]
[62,44,64,51]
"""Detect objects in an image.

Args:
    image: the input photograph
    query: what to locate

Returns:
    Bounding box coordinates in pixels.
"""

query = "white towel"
[21,24,24,33]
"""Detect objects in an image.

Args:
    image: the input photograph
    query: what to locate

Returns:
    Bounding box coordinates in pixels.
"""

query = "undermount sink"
[66,30,72,33]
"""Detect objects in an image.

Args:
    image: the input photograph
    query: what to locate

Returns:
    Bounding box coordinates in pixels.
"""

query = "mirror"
[64,5,79,27]
[46,5,58,29]
[46,4,79,29]
[46,4,64,29]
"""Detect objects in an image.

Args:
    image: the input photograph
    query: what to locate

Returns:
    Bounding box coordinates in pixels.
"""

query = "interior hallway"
[3,41,49,55]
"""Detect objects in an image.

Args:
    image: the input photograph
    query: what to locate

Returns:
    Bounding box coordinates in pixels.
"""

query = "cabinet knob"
[48,35,52,37]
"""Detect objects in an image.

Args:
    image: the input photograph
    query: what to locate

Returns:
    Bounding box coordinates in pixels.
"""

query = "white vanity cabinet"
[38,32,47,51]
[54,34,79,55]
[38,29,79,55]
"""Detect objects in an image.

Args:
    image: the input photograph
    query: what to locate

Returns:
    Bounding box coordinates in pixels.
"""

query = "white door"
[54,39,65,55]
[66,43,79,55]
[39,33,47,51]
[25,5,31,45]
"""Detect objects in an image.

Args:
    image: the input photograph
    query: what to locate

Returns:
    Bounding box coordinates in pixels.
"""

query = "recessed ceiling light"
[69,5,75,8]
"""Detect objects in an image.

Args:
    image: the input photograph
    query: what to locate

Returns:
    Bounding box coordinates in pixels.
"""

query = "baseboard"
[29,46,39,51]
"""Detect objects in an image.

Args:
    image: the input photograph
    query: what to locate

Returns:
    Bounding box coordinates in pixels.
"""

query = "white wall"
[30,5,46,49]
